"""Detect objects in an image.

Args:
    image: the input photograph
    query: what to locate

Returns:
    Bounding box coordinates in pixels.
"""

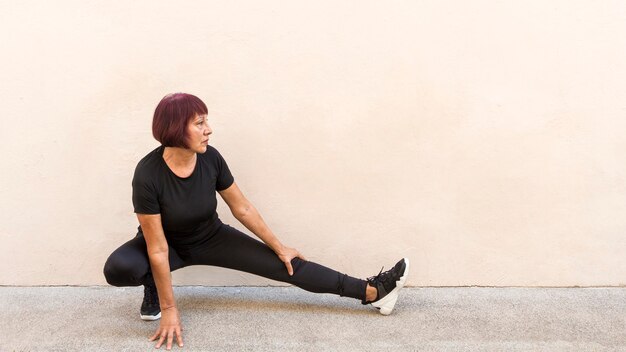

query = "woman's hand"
[276,245,307,276]
[149,306,184,350]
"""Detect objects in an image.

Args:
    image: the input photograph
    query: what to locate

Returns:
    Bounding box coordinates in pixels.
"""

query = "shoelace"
[367,266,395,285]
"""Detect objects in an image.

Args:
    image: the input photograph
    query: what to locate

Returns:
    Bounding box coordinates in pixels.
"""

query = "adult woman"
[103,93,409,350]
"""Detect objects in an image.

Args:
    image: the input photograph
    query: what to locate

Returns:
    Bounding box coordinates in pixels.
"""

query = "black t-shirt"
[132,145,234,249]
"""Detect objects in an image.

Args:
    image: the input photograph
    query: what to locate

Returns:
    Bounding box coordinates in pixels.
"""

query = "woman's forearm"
[235,203,284,253]
[149,252,177,308]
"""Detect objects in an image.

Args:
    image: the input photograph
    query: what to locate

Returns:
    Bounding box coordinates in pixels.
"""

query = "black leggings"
[103,223,368,301]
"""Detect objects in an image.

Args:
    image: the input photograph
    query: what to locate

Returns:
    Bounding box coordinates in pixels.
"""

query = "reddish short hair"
[152,93,208,148]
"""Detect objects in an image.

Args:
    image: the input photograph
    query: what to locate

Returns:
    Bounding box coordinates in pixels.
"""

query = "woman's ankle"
[365,283,377,302]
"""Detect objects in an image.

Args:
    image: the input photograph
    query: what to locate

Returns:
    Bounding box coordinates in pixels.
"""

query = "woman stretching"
[103,93,410,350]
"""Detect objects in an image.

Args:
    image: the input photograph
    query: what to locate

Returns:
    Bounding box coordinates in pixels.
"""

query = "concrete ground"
[0,286,624,351]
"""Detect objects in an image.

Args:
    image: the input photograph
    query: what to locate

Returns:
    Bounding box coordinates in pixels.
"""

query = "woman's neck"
[163,146,196,168]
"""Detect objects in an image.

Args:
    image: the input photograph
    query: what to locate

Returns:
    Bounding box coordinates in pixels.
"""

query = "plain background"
[0,0,625,286]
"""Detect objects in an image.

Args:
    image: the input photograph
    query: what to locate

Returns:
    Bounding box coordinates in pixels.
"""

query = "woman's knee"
[290,257,306,272]
[103,253,144,287]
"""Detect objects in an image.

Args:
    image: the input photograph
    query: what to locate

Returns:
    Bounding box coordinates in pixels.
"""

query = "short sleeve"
[132,166,161,214]
[214,148,235,191]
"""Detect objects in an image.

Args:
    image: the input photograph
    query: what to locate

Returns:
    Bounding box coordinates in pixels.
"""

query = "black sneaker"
[361,257,410,315]
[140,282,161,321]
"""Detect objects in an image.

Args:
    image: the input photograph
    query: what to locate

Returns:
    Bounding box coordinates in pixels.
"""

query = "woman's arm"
[136,214,183,350]
[218,182,307,275]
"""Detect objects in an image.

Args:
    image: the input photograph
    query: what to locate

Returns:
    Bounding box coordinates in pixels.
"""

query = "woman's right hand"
[149,306,184,350]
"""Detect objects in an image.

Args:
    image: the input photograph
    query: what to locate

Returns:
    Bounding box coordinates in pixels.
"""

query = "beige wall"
[1,1,625,286]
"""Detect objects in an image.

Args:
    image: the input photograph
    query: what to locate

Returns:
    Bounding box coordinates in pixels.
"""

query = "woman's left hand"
[276,245,307,276]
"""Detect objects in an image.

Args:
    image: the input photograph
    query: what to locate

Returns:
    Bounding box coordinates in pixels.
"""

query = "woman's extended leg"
[186,224,369,301]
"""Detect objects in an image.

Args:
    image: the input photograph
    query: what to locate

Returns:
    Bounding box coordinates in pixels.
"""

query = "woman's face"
[186,114,212,153]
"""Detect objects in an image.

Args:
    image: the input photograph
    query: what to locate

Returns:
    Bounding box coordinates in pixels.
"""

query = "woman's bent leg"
[103,233,187,287]
[188,224,368,301]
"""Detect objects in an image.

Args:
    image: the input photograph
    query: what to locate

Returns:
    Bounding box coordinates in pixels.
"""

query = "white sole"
[140,312,161,321]
[371,257,410,316]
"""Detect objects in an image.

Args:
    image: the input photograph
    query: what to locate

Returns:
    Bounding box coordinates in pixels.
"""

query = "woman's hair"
[152,93,208,148]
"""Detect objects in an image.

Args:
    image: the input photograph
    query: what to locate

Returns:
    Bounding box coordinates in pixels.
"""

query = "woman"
[103,93,410,350]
